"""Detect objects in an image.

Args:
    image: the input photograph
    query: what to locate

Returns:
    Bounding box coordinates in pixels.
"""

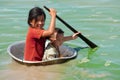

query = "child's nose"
[38,21,44,24]
[38,21,42,24]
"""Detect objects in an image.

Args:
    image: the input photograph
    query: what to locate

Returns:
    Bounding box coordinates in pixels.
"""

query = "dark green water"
[0,0,120,80]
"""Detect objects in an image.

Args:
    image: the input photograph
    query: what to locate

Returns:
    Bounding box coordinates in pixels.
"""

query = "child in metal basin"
[24,7,56,61]
[43,28,80,61]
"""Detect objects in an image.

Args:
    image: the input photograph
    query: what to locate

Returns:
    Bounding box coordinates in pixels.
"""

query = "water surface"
[0,0,120,80]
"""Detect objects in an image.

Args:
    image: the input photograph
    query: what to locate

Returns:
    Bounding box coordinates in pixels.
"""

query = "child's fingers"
[72,32,80,39]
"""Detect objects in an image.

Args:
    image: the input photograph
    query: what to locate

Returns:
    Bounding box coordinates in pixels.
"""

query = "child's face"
[30,15,45,29]
[50,30,64,46]
[56,33,64,42]
[53,33,64,46]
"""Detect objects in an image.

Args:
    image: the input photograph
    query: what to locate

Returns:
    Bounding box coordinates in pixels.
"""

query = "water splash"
[104,60,112,67]
[79,57,90,64]
[87,47,99,59]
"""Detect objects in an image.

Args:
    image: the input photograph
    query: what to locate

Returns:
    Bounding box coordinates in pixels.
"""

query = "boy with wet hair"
[43,28,79,61]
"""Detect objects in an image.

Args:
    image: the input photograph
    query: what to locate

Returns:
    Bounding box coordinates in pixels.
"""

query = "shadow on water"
[74,46,89,52]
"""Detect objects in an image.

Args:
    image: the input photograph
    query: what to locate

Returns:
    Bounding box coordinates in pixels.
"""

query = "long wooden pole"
[44,6,98,48]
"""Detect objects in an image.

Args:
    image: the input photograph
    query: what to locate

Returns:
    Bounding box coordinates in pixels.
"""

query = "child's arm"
[42,8,56,37]
[63,32,80,42]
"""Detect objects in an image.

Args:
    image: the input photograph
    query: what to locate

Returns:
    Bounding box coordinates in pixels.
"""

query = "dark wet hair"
[55,28,64,34]
[47,27,64,39]
[27,7,46,26]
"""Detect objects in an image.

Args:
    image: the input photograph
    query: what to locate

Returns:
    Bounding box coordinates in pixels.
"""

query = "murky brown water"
[1,59,68,80]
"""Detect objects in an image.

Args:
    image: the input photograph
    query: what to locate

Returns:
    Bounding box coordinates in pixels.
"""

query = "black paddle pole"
[44,6,98,49]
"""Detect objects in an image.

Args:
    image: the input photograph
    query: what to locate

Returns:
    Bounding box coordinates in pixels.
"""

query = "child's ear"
[30,22,34,26]
[30,19,35,27]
